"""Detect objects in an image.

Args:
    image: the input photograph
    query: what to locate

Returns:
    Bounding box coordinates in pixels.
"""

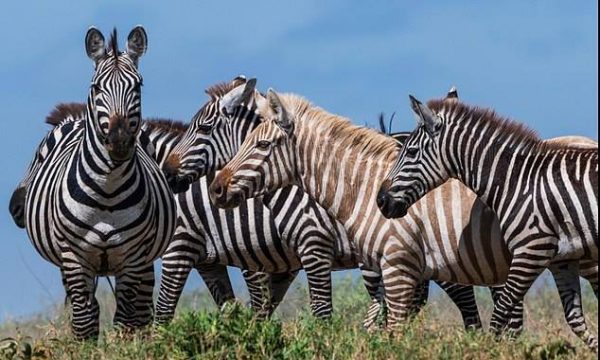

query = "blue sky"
[0,2,597,320]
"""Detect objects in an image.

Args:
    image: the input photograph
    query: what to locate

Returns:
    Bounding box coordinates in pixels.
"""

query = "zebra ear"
[409,95,441,136]
[444,86,459,103]
[85,27,106,63]
[220,78,257,115]
[126,25,148,65]
[267,89,293,135]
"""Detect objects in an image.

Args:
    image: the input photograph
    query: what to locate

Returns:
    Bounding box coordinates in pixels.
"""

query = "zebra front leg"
[301,255,333,319]
[380,249,421,328]
[359,265,385,329]
[114,266,149,331]
[131,264,155,328]
[243,270,275,318]
[579,260,598,298]
[437,281,482,330]
[550,261,597,351]
[60,265,100,339]
[489,239,556,335]
[155,256,195,324]
[196,263,235,308]
[490,285,525,336]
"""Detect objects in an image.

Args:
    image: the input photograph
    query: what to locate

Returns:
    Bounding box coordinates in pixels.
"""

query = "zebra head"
[209,89,296,209]
[85,26,147,163]
[163,77,262,193]
[377,95,451,218]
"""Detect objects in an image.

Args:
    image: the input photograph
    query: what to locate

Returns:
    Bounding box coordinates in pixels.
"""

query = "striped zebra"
[208,89,597,347]
[9,104,238,315]
[156,77,485,327]
[22,27,176,339]
[378,95,598,347]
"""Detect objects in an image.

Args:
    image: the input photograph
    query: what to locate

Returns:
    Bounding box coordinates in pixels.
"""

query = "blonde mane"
[279,93,398,160]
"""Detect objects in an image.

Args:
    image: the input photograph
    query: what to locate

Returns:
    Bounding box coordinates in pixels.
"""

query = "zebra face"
[378,95,448,219]
[209,89,296,209]
[164,77,260,193]
[85,26,147,163]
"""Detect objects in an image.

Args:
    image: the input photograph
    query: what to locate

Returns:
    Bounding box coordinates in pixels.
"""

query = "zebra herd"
[8,26,598,350]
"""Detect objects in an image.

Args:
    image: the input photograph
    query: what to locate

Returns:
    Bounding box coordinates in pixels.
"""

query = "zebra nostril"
[213,184,224,197]
[376,188,388,208]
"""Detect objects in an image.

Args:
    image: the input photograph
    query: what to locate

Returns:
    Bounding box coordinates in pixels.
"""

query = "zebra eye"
[197,124,212,135]
[256,140,271,150]
[405,146,419,157]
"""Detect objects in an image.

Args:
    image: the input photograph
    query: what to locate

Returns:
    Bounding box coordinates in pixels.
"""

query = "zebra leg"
[380,249,420,328]
[114,267,147,330]
[243,270,275,318]
[550,261,597,350]
[436,281,482,330]
[196,263,235,308]
[579,260,598,298]
[130,264,155,328]
[302,257,333,319]
[359,265,386,329]
[270,271,298,310]
[490,285,525,336]
[410,281,430,315]
[60,266,100,339]
[155,256,195,324]
[489,241,556,335]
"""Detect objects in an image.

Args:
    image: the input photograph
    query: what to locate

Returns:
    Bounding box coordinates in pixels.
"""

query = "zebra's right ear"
[409,95,441,136]
[85,27,106,64]
[267,89,293,136]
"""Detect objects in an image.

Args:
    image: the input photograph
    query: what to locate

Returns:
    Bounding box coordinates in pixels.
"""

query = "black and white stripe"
[22,27,176,339]
[380,95,598,348]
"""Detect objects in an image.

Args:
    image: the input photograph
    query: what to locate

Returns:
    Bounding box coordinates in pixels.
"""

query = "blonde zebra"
[208,89,597,347]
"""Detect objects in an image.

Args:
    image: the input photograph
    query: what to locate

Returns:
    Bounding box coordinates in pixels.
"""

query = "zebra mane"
[109,28,119,62]
[205,81,239,100]
[279,93,398,159]
[45,103,87,126]
[427,99,586,153]
[143,118,189,135]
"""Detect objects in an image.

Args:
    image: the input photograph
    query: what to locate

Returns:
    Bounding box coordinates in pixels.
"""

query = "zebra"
[155,76,485,327]
[208,88,597,347]
[22,27,176,339]
[9,104,238,315]
[378,94,598,347]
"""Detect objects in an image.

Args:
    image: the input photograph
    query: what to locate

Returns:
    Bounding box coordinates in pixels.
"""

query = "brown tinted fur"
[144,118,189,135]
[45,103,87,126]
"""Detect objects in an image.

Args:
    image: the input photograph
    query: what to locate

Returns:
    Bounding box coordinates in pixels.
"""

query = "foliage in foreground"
[0,274,597,359]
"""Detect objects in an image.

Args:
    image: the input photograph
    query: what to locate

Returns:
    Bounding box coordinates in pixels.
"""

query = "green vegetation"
[0,274,597,359]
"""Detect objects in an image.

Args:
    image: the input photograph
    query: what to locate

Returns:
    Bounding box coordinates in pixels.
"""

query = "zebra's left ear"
[267,89,293,136]
[409,95,441,136]
[126,25,148,65]
[220,78,257,115]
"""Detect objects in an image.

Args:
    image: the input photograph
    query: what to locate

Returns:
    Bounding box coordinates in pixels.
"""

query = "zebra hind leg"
[60,265,100,339]
[196,263,235,308]
[437,281,482,330]
[490,285,524,336]
[551,261,597,351]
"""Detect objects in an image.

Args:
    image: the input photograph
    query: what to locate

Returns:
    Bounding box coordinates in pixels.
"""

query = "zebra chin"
[9,186,26,229]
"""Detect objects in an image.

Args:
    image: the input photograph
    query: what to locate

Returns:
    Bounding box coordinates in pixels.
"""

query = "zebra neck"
[294,121,398,225]
[445,118,541,221]
[144,127,182,167]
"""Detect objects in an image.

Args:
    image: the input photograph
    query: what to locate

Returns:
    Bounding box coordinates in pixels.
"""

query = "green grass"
[0,274,597,359]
